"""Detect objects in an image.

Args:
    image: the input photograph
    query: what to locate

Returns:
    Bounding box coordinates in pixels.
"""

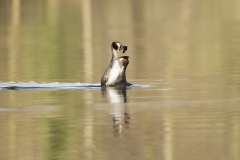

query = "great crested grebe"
[101,41,128,87]
[115,56,132,86]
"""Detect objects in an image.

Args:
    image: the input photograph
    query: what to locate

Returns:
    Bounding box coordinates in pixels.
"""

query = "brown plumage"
[115,56,132,87]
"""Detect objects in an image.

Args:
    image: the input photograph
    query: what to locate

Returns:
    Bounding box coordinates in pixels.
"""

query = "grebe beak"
[120,45,128,53]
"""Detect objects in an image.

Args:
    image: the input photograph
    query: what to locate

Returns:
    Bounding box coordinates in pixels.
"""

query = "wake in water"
[0,82,100,90]
[0,82,149,90]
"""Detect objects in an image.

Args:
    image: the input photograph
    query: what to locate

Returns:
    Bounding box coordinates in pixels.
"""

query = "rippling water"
[1,0,240,159]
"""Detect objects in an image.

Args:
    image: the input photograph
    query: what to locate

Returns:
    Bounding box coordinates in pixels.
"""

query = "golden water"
[0,0,240,159]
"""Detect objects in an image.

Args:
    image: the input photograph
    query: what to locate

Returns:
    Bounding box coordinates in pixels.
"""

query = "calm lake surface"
[1,0,240,159]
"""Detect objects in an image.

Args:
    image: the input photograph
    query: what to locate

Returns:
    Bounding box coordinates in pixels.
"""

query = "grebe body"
[101,42,128,87]
[115,56,132,87]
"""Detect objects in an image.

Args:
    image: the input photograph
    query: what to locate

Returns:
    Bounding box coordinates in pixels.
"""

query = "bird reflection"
[101,87,130,136]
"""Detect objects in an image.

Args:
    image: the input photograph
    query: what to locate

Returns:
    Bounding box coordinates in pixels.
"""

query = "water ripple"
[0,82,150,90]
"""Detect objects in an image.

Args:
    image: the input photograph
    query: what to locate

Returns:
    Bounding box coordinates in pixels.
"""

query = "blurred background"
[0,0,240,159]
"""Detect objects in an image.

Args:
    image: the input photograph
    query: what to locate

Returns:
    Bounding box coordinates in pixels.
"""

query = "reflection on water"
[102,87,130,137]
[8,0,20,81]
[48,117,69,160]
[1,0,240,159]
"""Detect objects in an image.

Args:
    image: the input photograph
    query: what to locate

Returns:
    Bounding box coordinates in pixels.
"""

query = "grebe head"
[111,41,128,53]
[119,56,129,66]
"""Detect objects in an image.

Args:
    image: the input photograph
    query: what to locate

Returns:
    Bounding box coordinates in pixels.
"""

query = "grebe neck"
[111,48,118,59]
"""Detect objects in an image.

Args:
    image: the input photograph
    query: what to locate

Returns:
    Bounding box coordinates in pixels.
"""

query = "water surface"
[0,0,240,159]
